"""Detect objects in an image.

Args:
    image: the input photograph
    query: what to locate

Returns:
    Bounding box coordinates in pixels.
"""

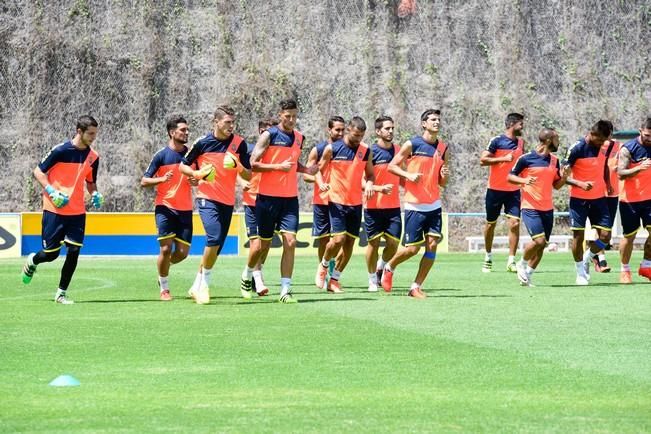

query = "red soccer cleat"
[327,278,344,293]
[381,269,394,292]
[160,290,173,301]
[315,264,328,289]
[592,257,611,273]
[620,270,632,284]
[638,267,651,281]
[408,286,427,299]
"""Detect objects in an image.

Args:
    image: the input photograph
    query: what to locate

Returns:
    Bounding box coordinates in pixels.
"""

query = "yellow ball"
[223,153,237,169]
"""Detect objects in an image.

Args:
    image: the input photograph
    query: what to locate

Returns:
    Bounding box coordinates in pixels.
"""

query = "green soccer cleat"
[240,278,253,300]
[279,292,298,304]
[22,253,37,284]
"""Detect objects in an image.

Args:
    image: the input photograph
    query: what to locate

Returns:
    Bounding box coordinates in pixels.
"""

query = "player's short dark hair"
[641,117,651,130]
[505,112,525,128]
[539,128,557,142]
[591,120,614,138]
[420,109,441,123]
[279,98,298,111]
[258,117,278,130]
[76,115,98,132]
[328,116,345,129]
[166,115,187,138]
[348,116,367,132]
[375,115,394,130]
[213,105,235,121]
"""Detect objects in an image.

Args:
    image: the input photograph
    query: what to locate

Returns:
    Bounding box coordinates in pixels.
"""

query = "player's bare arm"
[141,171,173,187]
[439,150,450,187]
[388,141,420,182]
[480,150,513,166]
[618,147,651,179]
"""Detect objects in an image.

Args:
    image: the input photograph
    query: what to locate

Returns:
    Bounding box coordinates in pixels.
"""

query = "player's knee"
[160,244,173,256]
[65,244,81,257]
[283,236,297,250]
[508,218,520,230]
[40,250,60,262]
[534,237,547,247]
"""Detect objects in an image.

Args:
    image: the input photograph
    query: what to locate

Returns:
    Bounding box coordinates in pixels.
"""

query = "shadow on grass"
[546,282,637,288]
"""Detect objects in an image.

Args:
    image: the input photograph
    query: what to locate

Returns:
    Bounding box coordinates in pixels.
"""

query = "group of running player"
[20,101,651,304]
[482,114,651,287]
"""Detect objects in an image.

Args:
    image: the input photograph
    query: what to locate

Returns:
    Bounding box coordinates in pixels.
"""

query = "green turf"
[1,252,650,433]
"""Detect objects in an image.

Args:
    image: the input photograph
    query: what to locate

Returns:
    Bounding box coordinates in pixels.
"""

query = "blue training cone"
[49,375,80,387]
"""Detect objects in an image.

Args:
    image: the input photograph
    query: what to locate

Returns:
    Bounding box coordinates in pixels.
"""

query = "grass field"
[1,252,650,433]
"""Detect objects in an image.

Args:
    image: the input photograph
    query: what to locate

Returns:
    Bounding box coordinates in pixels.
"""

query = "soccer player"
[592,135,622,273]
[141,115,197,301]
[508,128,568,286]
[240,118,278,296]
[616,116,651,283]
[22,115,104,304]
[563,120,614,285]
[480,113,525,272]
[179,106,251,304]
[315,117,375,293]
[243,98,317,303]
[304,115,345,288]
[364,116,402,292]
[381,109,450,299]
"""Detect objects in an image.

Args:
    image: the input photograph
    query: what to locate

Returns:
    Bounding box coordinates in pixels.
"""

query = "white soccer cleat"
[54,290,74,304]
[516,262,529,286]
[582,259,591,281]
[575,274,589,286]
[367,282,378,292]
[189,285,210,304]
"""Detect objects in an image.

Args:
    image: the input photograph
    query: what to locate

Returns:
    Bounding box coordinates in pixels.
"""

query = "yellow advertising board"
[238,212,447,256]
[0,213,21,258]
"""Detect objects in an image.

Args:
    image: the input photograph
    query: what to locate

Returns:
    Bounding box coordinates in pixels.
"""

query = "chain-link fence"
[1,0,650,215]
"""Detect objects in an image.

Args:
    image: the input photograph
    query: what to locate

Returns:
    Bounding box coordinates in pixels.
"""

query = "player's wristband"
[45,185,55,195]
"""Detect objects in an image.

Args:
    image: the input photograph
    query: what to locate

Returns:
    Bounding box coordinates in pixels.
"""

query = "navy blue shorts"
[364,208,402,242]
[41,210,86,252]
[619,199,651,236]
[244,205,258,239]
[329,202,363,238]
[402,208,442,246]
[522,209,554,241]
[312,204,331,239]
[607,196,619,228]
[155,205,193,245]
[569,197,611,231]
[196,198,233,249]
[255,194,299,240]
[485,188,521,223]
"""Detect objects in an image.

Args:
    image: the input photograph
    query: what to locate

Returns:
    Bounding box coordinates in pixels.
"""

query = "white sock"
[583,250,596,262]
[331,270,341,280]
[280,277,291,295]
[519,258,527,267]
[368,272,378,285]
[621,263,631,272]
[241,266,254,280]
[252,270,264,288]
[56,288,66,297]
[508,255,515,264]
[192,272,202,290]
[376,258,386,271]
[321,258,328,267]
[201,267,212,286]
[575,261,585,274]
[525,265,535,276]
[384,263,393,273]
[597,253,606,262]
[641,259,651,268]
[410,282,420,290]
[485,252,492,261]
[159,276,169,291]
